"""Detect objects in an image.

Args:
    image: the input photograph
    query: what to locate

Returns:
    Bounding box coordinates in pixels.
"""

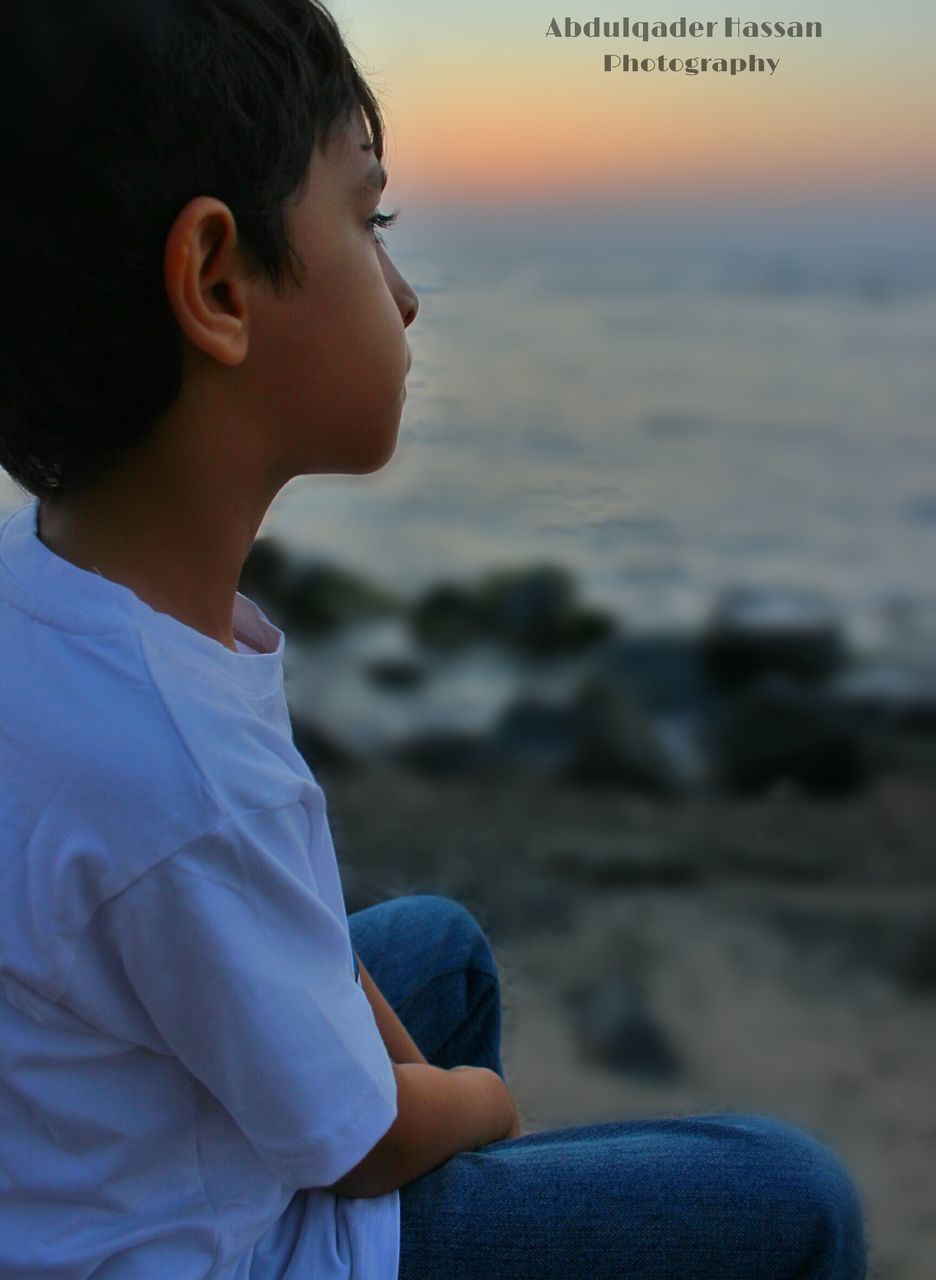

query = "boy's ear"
[163,196,252,368]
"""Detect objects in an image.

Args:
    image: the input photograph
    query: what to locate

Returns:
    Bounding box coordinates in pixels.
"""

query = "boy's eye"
[367,208,400,246]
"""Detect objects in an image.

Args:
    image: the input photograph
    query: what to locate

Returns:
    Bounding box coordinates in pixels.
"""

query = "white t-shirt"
[0,497,400,1280]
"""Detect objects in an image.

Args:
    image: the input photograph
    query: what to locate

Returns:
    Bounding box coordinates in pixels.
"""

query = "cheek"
[246,255,405,434]
[324,279,406,384]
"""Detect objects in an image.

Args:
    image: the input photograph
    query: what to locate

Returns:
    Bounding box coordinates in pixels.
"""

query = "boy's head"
[0,0,418,507]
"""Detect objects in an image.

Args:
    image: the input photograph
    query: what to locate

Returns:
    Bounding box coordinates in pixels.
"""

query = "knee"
[731,1114,868,1280]
[392,893,498,976]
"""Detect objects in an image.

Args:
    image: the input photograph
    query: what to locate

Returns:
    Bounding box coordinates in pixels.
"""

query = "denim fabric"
[348,893,868,1280]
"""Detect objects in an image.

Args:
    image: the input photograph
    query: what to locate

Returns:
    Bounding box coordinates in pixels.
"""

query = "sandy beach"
[327,766,936,1280]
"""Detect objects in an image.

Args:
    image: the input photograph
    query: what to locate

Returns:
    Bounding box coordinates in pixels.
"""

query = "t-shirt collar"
[0,497,285,692]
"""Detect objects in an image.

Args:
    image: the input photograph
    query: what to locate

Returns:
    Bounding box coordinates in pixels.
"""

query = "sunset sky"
[327,0,935,215]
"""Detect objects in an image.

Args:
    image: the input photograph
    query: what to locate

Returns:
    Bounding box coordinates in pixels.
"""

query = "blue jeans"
[348,894,868,1280]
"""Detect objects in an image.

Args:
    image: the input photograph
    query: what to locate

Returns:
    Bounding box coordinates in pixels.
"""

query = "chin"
[356,443,398,476]
[353,418,402,475]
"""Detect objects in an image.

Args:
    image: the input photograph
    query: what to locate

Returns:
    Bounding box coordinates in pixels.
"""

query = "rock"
[828,659,936,731]
[827,660,936,777]
[388,729,491,780]
[408,582,484,650]
[902,921,936,992]
[290,712,362,776]
[551,606,617,655]
[476,564,616,657]
[477,563,573,640]
[566,980,682,1079]
[593,631,715,714]
[363,656,427,691]
[488,696,577,778]
[408,568,616,658]
[701,586,849,688]
[277,559,399,635]
[709,677,877,796]
[565,674,687,794]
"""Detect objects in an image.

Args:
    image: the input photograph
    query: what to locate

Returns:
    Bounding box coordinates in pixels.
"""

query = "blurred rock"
[702,587,849,688]
[489,696,577,778]
[277,560,399,635]
[363,655,427,691]
[408,582,485,651]
[709,676,876,797]
[593,631,715,715]
[408,566,617,658]
[829,659,936,729]
[290,711,362,776]
[565,980,682,1079]
[476,564,616,657]
[388,728,491,780]
[828,660,936,776]
[566,674,687,794]
[902,921,936,992]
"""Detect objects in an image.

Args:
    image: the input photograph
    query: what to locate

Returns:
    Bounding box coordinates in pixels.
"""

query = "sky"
[327,0,936,221]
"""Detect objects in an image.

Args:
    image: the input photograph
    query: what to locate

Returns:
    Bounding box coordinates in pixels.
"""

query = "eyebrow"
[358,142,388,196]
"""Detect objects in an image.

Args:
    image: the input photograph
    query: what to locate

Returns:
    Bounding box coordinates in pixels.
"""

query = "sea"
[272,199,936,660]
[3,199,934,665]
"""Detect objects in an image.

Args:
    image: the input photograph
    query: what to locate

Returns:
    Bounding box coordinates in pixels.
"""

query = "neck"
[37,475,268,653]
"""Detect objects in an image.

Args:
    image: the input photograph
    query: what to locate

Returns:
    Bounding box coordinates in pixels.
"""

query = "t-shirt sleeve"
[88,802,397,1190]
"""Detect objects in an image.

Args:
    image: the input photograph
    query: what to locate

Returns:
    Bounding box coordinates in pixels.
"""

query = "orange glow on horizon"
[364,36,935,208]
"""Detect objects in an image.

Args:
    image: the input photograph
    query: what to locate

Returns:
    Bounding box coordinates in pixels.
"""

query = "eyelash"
[367,209,400,246]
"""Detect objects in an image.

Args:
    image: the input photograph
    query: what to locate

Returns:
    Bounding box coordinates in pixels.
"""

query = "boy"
[0,3,517,1278]
[0,2,868,1278]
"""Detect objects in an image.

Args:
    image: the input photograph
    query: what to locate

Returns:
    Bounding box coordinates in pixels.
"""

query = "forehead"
[334,106,384,170]
[303,109,385,200]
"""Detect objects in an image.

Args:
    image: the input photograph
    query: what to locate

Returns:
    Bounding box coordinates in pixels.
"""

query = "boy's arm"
[355,953,429,1066]
[324,1061,517,1198]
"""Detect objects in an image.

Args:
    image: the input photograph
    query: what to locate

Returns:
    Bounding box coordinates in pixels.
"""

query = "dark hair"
[0,0,387,503]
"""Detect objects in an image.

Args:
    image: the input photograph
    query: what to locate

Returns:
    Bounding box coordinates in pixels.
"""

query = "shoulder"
[0,617,319,995]
[136,628,313,816]
[3,620,230,834]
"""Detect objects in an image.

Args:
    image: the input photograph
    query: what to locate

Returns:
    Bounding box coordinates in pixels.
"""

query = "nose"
[399,281,419,328]
[381,247,419,328]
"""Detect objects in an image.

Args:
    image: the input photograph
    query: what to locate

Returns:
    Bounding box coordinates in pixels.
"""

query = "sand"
[327,767,936,1280]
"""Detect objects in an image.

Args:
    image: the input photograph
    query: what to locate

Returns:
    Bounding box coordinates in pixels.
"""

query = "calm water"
[269,204,936,655]
[3,203,934,656]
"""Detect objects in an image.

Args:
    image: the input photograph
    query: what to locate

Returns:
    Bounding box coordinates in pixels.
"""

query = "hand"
[449,1065,521,1142]
[493,1074,521,1140]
